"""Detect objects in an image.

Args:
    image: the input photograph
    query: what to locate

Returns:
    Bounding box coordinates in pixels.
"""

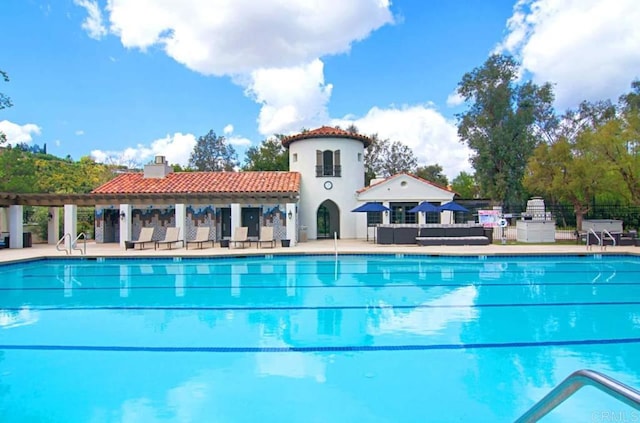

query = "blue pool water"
[1,254,639,422]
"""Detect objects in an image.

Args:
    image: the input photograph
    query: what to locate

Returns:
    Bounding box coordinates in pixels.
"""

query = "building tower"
[282,126,371,240]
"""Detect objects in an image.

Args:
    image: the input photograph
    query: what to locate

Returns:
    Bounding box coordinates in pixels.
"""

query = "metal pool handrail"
[56,233,71,255]
[515,369,640,423]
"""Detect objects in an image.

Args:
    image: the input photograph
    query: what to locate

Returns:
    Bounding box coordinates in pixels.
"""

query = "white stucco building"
[283,126,456,241]
[0,126,458,248]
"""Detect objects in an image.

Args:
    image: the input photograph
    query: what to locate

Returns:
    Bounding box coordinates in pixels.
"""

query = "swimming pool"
[1,254,639,422]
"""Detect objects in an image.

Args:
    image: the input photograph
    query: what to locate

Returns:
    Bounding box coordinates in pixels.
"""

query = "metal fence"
[457,200,640,242]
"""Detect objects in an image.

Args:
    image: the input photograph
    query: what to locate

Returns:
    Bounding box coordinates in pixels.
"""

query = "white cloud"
[91,132,196,168]
[75,129,84,136]
[0,120,42,145]
[446,91,464,107]
[245,59,332,135]
[74,0,107,40]
[76,1,395,146]
[227,136,251,148]
[102,0,394,75]
[223,124,233,135]
[332,105,472,180]
[496,0,640,110]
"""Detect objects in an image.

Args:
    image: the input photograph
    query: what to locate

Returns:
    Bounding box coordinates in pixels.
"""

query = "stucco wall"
[289,137,365,240]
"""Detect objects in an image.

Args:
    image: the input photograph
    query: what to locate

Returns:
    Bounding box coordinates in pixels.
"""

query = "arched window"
[316,149,341,177]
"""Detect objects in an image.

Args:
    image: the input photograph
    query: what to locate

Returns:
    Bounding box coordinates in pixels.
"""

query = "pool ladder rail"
[586,228,617,251]
[515,369,640,422]
[56,232,87,255]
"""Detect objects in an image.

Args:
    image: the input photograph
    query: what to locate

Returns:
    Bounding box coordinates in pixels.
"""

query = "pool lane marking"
[20,268,640,278]
[2,337,640,352]
[4,281,640,291]
[3,301,640,312]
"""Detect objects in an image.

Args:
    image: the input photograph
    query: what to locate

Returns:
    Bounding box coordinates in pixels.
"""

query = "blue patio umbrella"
[437,201,469,213]
[352,202,390,242]
[351,202,390,213]
[407,202,439,213]
[438,201,469,224]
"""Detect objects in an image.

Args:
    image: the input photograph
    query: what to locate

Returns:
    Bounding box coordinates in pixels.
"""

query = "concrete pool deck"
[1,239,638,263]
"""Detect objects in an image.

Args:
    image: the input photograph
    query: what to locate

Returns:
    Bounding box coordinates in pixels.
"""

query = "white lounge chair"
[257,226,275,248]
[186,227,214,250]
[127,227,155,250]
[154,227,184,250]
[229,227,251,249]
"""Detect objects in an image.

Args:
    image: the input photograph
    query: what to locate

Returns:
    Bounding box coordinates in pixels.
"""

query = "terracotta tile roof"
[92,171,301,195]
[282,126,372,148]
[356,173,454,194]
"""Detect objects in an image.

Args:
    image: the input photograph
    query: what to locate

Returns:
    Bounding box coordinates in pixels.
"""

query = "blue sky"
[2,0,639,179]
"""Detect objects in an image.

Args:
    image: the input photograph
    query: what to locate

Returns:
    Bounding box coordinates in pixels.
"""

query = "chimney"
[143,155,173,178]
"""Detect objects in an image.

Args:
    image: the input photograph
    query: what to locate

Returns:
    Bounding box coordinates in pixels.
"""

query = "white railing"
[602,229,617,247]
[56,233,71,255]
[72,232,87,255]
[515,369,640,422]
[56,232,86,255]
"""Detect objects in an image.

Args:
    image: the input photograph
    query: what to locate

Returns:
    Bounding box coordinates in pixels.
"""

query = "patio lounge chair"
[186,227,214,250]
[257,226,275,248]
[127,227,155,250]
[154,227,184,250]
[230,227,251,249]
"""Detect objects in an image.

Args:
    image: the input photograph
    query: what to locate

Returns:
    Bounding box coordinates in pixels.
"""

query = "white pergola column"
[231,203,241,232]
[383,202,390,224]
[0,207,8,234]
[175,203,187,241]
[286,203,297,246]
[8,205,23,249]
[47,207,60,245]
[441,210,452,224]
[119,204,132,248]
[63,204,77,251]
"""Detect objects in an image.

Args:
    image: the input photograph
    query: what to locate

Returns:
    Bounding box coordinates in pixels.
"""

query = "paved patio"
[1,239,638,263]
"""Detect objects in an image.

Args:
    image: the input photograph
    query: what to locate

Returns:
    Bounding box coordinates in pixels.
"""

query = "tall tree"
[451,171,479,199]
[591,81,640,204]
[242,136,289,171]
[524,100,616,228]
[364,134,417,184]
[0,69,13,144]
[188,130,238,171]
[456,54,557,208]
[415,164,448,186]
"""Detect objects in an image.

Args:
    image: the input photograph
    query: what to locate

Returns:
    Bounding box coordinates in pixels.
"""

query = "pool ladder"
[515,369,640,422]
[586,228,617,250]
[55,232,87,255]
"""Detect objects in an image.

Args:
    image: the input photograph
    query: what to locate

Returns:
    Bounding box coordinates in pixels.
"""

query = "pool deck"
[1,239,638,263]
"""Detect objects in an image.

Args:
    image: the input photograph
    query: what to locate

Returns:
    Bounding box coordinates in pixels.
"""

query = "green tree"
[524,100,616,229]
[0,147,37,192]
[415,164,448,186]
[188,130,238,171]
[242,136,289,171]
[591,81,640,204]
[171,163,193,172]
[456,54,557,208]
[0,69,13,144]
[364,134,417,184]
[451,171,479,199]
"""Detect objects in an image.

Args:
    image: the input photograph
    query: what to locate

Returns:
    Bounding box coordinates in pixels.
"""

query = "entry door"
[317,205,330,239]
[241,208,260,238]
[221,208,231,239]
[103,209,119,243]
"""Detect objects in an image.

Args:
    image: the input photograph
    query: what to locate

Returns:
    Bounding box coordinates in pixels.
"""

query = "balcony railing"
[316,165,341,177]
